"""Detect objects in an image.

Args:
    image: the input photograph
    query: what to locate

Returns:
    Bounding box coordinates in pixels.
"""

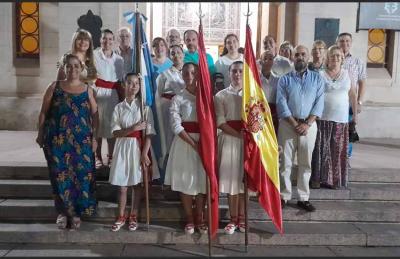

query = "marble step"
[1,199,399,223]
[1,165,399,183]
[0,221,399,246]
[1,180,399,201]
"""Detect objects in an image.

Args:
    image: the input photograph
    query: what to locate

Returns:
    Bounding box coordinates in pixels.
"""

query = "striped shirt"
[342,53,367,94]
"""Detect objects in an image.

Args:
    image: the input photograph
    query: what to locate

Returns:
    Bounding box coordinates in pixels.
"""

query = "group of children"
[108,60,247,236]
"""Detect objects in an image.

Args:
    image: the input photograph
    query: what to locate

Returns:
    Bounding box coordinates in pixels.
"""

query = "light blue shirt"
[276,69,325,120]
[184,50,216,75]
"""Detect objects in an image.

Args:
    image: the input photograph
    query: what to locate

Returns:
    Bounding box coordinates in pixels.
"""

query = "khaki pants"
[278,119,317,201]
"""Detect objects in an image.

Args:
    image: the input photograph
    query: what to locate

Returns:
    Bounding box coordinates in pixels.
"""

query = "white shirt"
[214,85,242,127]
[260,72,280,104]
[94,48,124,82]
[215,54,244,89]
[319,69,351,123]
[111,98,155,136]
[156,66,185,95]
[169,89,198,135]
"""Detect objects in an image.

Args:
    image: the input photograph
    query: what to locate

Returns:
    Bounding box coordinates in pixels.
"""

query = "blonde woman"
[56,29,97,83]
[311,45,357,189]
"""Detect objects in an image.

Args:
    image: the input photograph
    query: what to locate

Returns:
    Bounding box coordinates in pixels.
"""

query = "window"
[16,2,39,59]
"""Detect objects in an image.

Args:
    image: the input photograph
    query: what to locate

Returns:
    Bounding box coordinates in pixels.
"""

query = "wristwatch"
[305,120,312,127]
[358,100,363,105]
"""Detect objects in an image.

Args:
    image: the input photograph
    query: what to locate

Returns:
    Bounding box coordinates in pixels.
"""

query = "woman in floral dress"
[36,54,99,230]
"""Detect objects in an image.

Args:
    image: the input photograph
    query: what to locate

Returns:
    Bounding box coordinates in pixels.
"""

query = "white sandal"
[56,214,67,229]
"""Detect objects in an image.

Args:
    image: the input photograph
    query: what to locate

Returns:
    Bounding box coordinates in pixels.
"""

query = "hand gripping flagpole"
[243,2,252,253]
[196,4,212,258]
[135,6,151,232]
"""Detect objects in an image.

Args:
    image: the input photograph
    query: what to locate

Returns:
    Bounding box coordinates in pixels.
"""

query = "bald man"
[276,45,325,212]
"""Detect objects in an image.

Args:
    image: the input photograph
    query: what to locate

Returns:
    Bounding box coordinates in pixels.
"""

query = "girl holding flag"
[214,61,246,235]
[164,62,208,235]
[108,73,159,232]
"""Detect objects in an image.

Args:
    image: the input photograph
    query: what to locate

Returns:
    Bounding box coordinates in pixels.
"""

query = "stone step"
[1,199,399,223]
[1,165,399,183]
[1,180,399,201]
[0,221,399,246]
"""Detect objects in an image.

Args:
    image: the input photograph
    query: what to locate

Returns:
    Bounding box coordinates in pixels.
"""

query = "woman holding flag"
[215,60,246,235]
[164,62,208,235]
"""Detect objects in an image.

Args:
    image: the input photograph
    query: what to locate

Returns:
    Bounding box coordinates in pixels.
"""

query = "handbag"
[349,121,359,143]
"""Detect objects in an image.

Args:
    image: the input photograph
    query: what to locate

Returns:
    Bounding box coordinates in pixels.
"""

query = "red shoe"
[111,215,126,232]
[128,214,138,231]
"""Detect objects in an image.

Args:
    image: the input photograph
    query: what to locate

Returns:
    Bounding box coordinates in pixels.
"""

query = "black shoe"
[297,201,316,212]
[281,199,287,209]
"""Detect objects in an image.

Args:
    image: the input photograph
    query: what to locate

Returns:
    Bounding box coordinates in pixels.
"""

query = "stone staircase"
[0,163,400,246]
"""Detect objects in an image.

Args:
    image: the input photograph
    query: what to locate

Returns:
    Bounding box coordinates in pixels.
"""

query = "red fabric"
[243,25,283,234]
[226,120,243,131]
[182,122,200,133]
[95,78,120,89]
[126,130,153,180]
[161,93,175,100]
[243,132,283,234]
[196,24,219,238]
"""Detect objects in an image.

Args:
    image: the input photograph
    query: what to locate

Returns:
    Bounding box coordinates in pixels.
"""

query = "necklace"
[327,68,341,82]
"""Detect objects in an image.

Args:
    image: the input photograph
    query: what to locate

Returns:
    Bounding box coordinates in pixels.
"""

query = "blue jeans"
[348,108,353,158]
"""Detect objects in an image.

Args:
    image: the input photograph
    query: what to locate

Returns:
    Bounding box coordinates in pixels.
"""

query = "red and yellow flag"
[197,23,219,238]
[242,25,283,234]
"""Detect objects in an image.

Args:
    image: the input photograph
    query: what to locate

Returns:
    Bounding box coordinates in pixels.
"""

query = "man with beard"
[276,45,325,212]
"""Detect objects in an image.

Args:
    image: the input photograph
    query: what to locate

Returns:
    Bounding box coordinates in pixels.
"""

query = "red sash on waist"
[95,78,120,89]
[126,130,142,139]
[161,93,175,100]
[182,122,200,133]
[226,120,243,131]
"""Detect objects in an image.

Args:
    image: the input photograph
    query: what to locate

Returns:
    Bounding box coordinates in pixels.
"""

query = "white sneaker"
[224,222,237,235]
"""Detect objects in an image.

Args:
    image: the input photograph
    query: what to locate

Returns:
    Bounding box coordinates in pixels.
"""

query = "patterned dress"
[43,82,97,217]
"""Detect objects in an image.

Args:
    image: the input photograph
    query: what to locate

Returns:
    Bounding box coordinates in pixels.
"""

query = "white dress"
[164,89,207,195]
[215,54,244,89]
[214,85,244,195]
[155,66,185,167]
[93,48,124,138]
[109,99,160,186]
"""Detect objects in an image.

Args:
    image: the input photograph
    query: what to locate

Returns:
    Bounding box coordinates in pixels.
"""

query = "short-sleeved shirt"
[114,46,133,75]
[184,50,216,75]
[343,53,367,94]
[215,54,244,89]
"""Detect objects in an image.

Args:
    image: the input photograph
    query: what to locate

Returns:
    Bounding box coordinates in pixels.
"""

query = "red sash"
[161,93,175,100]
[126,130,153,181]
[182,122,200,133]
[226,120,243,131]
[95,78,120,89]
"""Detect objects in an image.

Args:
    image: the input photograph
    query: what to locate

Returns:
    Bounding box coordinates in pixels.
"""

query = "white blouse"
[94,48,124,82]
[169,89,198,135]
[111,98,155,136]
[156,66,185,95]
[215,54,244,89]
[319,69,351,123]
[214,85,242,127]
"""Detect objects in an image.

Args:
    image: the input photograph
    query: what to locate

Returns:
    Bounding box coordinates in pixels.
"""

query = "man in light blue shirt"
[276,45,324,212]
[183,30,216,76]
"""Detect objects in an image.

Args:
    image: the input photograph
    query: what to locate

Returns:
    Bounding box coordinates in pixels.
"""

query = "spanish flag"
[242,25,283,234]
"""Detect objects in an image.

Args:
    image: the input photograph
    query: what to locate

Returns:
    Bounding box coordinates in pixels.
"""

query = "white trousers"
[278,119,317,201]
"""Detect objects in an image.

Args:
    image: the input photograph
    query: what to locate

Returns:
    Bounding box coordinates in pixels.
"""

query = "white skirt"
[156,97,175,168]
[218,133,244,195]
[94,87,119,138]
[109,138,160,186]
[164,133,207,195]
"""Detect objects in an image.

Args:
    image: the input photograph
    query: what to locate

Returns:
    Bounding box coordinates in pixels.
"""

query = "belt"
[293,117,307,123]
[95,78,120,89]
[226,120,243,131]
[182,122,200,133]
[161,93,175,100]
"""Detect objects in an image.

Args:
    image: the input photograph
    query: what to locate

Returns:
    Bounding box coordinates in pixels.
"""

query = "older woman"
[308,40,326,72]
[311,45,357,189]
[56,29,97,83]
[36,54,98,230]
[152,37,173,79]
[215,33,243,89]
[155,44,185,175]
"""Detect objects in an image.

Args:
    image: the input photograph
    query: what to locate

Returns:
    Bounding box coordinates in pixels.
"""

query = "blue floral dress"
[43,81,97,217]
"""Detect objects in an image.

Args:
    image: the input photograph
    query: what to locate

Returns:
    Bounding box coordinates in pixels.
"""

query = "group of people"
[35,24,366,235]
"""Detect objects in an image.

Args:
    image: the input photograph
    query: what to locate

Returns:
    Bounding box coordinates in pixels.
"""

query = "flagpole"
[135,8,150,231]
[243,2,252,253]
[197,3,212,258]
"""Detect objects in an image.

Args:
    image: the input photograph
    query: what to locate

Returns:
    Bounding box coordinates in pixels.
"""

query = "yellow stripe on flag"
[242,62,280,190]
